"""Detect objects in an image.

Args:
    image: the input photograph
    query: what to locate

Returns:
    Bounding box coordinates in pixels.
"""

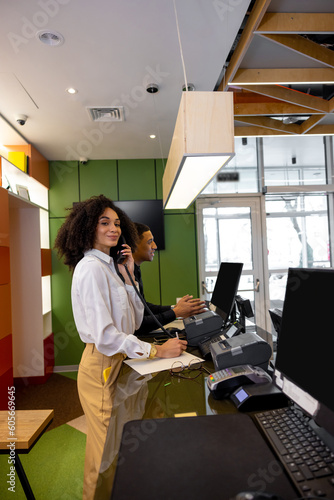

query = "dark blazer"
[134,264,176,336]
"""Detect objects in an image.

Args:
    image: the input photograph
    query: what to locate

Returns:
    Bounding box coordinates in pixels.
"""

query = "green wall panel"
[155,158,165,200]
[50,218,84,366]
[79,160,118,201]
[118,159,156,199]
[49,157,199,366]
[160,213,199,304]
[49,161,79,217]
[139,252,161,304]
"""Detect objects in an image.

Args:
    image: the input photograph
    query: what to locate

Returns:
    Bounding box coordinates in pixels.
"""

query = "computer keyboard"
[253,406,334,498]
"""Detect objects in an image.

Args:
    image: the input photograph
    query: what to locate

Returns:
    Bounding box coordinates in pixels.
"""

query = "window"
[202,137,259,194]
[266,193,331,307]
[263,136,326,187]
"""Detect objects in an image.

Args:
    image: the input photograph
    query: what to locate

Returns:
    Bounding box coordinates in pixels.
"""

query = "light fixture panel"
[165,155,234,209]
[163,91,235,209]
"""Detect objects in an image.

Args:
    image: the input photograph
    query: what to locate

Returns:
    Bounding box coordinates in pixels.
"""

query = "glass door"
[196,195,270,330]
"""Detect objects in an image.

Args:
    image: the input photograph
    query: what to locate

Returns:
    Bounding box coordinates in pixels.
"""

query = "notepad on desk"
[124,352,203,376]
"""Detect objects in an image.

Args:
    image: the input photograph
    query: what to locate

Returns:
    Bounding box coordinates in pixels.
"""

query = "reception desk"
[91,327,298,500]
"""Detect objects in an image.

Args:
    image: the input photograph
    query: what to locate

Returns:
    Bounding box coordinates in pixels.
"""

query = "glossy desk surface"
[95,326,294,500]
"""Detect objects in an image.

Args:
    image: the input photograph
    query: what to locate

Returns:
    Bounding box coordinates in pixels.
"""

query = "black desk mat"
[111,413,298,500]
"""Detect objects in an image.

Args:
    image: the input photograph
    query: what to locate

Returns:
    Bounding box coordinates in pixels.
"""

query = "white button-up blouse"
[71,248,151,358]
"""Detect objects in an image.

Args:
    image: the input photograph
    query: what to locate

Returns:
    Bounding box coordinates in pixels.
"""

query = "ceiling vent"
[37,30,64,46]
[87,106,125,122]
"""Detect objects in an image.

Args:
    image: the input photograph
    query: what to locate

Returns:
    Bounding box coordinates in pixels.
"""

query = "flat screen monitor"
[268,307,283,337]
[274,267,334,436]
[210,262,243,325]
[113,200,165,250]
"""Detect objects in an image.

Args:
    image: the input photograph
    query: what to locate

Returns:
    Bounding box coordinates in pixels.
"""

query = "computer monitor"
[210,262,243,325]
[269,307,283,337]
[235,295,254,332]
[274,267,334,436]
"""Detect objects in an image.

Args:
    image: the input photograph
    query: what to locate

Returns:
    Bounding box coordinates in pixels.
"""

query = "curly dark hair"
[54,195,138,270]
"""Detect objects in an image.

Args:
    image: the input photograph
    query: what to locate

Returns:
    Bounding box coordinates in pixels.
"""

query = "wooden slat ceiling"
[219,0,334,137]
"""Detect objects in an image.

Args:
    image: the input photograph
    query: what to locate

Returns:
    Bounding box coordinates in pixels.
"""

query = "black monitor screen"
[274,267,334,434]
[268,308,283,337]
[113,200,165,250]
[210,262,243,324]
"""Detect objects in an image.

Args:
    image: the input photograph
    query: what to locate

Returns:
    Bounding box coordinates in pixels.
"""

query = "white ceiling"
[0,0,250,161]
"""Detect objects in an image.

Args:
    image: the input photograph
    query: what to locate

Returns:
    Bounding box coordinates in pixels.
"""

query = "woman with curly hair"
[54,195,187,500]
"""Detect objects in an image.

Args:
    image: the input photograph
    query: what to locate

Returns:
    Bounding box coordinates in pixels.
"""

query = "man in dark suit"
[133,222,206,335]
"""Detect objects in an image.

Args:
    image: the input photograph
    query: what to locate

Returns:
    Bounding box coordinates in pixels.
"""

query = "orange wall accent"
[0,188,9,246]
[0,284,12,340]
[0,246,10,285]
[29,144,49,188]
[5,144,49,188]
[0,368,14,410]
[4,144,30,156]
[44,333,54,377]
[41,248,52,276]
[0,335,13,377]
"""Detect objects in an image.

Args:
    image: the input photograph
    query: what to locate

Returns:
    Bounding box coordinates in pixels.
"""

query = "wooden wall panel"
[0,368,14,410]
[0,335,13,377]
[41,248,52,276]
[0,335,13,409]
[0,246,10,284]
[0,187,9,246]
[29,144,49,188]
[44,333,54,377]
[0,284,12,340]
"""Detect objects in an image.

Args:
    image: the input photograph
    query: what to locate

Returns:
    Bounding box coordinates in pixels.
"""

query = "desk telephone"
[207,364,272,399]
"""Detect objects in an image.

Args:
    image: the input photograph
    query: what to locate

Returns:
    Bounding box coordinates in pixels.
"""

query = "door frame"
[196,194,271,331]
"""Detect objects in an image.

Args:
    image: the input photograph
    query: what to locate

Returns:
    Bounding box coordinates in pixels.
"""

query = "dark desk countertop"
[93,326,289,500]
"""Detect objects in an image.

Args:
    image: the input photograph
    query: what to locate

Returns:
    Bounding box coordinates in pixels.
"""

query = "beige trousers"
[77,344,125,500]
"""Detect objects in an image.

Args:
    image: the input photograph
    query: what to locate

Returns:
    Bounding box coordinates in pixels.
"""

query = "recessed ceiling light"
[37,30,64,46]
[149,134,156,139]
[66,88,78,94]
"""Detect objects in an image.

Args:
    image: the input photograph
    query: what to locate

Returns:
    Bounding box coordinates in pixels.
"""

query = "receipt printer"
[210,331,272,371]
[184,311,224,346]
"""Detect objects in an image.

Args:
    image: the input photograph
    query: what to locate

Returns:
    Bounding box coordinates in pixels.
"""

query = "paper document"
[124,351,204,376]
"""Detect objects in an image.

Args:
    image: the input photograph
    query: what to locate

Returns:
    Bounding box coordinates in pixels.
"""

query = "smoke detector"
[87,106,125,122]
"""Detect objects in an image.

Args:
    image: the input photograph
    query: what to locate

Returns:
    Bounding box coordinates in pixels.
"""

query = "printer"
[184,311,224,346]
[210,331,272,371]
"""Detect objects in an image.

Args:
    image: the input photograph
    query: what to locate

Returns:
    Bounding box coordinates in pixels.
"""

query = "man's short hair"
[134,222,150,239]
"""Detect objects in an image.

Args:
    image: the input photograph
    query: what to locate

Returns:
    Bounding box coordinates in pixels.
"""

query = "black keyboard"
[254,406,334,498]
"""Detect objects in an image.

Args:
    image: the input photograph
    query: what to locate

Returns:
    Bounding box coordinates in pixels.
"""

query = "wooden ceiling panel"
[225,0,334,136]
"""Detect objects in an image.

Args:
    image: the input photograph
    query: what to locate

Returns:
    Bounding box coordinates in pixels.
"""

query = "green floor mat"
[0,423,85,499]
[59,371,78,381]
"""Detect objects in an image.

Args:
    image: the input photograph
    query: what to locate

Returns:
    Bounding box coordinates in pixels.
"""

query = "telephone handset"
[116,235,127,265]
[116,235,174,339]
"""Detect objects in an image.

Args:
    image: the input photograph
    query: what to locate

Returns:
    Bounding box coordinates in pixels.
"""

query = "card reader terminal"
[207,364,272,399]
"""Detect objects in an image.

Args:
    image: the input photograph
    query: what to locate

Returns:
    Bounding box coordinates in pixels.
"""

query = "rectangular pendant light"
[163,91,235,209]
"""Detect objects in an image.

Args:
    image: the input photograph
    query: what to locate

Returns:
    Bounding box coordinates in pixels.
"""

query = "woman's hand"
[155,338,187,358]
[117,243,135,284]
